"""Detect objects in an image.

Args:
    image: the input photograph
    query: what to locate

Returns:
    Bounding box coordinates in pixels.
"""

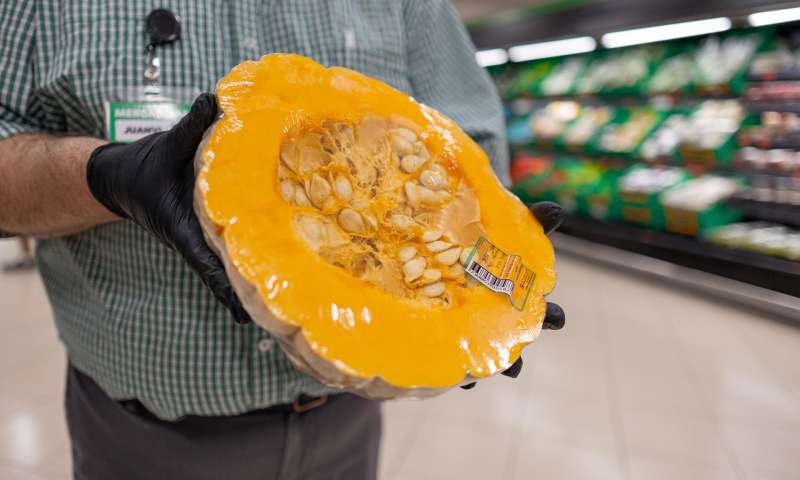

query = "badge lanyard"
[105,9,198,143]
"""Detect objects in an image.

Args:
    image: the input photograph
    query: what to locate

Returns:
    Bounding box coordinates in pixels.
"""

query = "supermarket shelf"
[556,214,800,298]
[737,138,800,150]
[749,71,800,82]
[730,167,799,178]
[553,232,800,321]
[508,93,739,104]
[512,146,687,166]
[513,147,800,184]
[727,197,800,228]
[745,100,800,113]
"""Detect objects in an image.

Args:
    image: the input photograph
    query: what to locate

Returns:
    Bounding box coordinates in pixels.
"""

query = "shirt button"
[344,29,356,49]
[242,36,258,51]
[258,338,273,353]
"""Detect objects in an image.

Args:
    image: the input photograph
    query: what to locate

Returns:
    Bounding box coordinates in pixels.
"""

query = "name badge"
[105,101,191,143]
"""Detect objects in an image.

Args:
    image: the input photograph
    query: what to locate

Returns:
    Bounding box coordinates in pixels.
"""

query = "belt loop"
[292,395,328,413]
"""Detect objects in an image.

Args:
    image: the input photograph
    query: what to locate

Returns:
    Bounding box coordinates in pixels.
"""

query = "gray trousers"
[65,365,381,480]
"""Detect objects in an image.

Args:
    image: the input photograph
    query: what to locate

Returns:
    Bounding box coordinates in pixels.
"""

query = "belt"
[249,394,330,415]
[119,394,331,420]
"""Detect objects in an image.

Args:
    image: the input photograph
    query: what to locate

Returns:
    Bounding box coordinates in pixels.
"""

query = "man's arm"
[0,134,116,237]
[3,95,250,324]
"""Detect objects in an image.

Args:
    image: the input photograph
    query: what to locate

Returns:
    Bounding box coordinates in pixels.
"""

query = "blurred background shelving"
[465,1,800,309]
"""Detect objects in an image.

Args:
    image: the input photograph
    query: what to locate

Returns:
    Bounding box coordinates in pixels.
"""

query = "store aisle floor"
[0,238,798,480]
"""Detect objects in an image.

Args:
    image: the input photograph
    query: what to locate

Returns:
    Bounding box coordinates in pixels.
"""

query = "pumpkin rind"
[194,54,556,398]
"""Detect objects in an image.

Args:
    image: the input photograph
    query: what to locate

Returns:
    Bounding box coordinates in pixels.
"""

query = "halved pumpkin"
[194,54,556,398]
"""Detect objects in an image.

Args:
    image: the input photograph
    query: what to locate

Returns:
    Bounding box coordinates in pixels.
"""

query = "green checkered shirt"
[0,0,508,420]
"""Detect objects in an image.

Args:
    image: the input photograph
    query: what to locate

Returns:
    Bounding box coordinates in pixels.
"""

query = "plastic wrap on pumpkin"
[194,54,556,399]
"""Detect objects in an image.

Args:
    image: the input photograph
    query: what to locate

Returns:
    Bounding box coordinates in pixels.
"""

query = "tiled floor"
[1,238,799,479]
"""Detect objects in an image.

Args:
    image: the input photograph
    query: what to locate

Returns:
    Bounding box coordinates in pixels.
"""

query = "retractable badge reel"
[143,9,181,95]
[105,9,198,143]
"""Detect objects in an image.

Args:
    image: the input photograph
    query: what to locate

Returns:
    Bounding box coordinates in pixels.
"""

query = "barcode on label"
[462,236,536,311]
[467,261,514,294]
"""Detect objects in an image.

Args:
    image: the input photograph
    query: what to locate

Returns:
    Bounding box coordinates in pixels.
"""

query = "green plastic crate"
[663,203,742,237]
[617,166,690,230]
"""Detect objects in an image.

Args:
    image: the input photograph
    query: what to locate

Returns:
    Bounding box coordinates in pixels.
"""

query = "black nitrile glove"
[87,93,251,325]
[461,201,566,390]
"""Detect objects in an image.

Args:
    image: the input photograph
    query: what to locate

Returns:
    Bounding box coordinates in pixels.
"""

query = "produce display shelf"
[553,232,800,320]
[515,147,774,177]
[509,94,739,104]
[749,71,800,82]
[730,167,799,178]
[745,100,800,113]
[522,147,799,179]
[737,138,800,150]
[727,197,800,228]
[556,214,800,297]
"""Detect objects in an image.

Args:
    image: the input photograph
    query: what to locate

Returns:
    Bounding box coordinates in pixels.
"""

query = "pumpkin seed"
[390,214,415,230]
[295,218,326,252]
[391,127,417,143]
[420,281,445,297]
[417,185,443,205]
[404,181,419,207]
[338,208,365,233]
[364,213,378,231]
[449,263,465,276]
[432,190,450,204]
[398,245,417,262]
[333,174,353,201]
[298,146,329,175]
[421,268,442,284]
[280,143,299,174]
[419,168,447,190]
[414,142,430,159]
[308,174,332,208]
[277,164,293,180]
[391,135,414,156]
[403,257,426,282]
[435,247,461,265]
[294,186,312,207]
[299,217,323,243]
[280,180,297,202]
[400,155,426,173]
[426,240,452,253]
[421,230,442,242]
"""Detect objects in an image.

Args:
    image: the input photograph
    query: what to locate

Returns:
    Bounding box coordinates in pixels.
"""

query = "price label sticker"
[463,237,535,311]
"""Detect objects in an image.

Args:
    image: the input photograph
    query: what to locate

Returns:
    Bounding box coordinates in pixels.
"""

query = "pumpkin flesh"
[198,54,556,391]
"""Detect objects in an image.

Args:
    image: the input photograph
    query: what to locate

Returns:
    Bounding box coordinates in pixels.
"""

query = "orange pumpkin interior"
[198,54,556,388]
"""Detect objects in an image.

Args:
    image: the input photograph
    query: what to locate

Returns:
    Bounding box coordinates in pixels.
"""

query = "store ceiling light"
[601,17,732,49]
[475,48,509,67]
[508,36,596,63]
[748,7,800,27]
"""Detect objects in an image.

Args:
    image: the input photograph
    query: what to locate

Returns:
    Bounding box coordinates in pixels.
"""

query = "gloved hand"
[86,93,251,324]
[461,201,566,390]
